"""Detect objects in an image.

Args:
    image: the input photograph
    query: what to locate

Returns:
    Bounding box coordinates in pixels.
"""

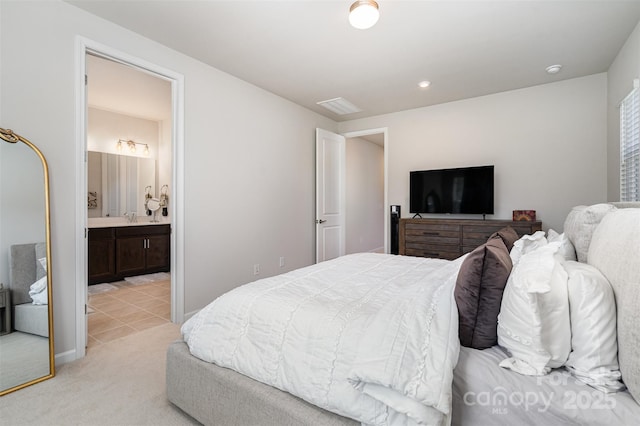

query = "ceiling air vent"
[316,97,362,115]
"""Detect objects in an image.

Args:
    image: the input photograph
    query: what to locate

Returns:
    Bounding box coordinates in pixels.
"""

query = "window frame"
[620,79,640,202]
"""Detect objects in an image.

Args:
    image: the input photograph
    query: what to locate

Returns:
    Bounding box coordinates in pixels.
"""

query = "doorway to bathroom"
[79,45,183,354]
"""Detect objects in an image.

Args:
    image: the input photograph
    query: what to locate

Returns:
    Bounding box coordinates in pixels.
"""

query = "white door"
[316,129,346,263]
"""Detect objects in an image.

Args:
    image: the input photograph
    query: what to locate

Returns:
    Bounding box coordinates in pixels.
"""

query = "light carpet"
[0,332,50,392]
[0,322,200,426]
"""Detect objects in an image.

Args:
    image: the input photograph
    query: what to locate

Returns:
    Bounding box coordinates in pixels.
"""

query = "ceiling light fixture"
[349,0,379,30]
[418,80,431,88]
[545,64,562,74]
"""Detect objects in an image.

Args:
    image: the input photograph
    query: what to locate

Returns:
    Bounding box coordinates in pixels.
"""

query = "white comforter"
[182,253,463,426]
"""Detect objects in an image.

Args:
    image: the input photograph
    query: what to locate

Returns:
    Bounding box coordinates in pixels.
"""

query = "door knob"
[316,219,327,224]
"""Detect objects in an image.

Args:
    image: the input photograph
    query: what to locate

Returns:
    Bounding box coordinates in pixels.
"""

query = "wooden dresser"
[399,218,542,260]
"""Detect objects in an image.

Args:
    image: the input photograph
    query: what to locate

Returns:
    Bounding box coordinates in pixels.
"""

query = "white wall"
[345,137,384,254]
[87,107,159,159]
[0,0,336,360]
[339,74,608,232]
[607,21,640,201]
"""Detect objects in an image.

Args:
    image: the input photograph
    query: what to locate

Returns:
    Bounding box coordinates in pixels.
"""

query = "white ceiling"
[87,54,172,121]
[70,0,640,122]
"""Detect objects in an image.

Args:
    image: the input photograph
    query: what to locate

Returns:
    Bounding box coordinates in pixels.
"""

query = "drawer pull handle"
[422,232,439,235]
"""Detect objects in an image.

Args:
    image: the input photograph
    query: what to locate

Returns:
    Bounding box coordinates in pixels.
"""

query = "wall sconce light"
[116,139,150,156]
[349,0,379,30]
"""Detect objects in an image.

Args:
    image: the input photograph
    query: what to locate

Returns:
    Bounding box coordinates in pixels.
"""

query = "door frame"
[74,36,185,360]
[342,128,389,253]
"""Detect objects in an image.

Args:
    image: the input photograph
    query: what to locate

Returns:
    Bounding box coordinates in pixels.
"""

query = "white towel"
[29,276,48,305]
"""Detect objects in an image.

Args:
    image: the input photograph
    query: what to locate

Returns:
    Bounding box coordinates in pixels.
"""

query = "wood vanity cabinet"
[399,218,542,260]
[88,224,170,284]
[88,227,116,284]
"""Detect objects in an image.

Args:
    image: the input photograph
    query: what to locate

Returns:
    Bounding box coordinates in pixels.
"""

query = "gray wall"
[339,74,608,232]
[345,137,384,254]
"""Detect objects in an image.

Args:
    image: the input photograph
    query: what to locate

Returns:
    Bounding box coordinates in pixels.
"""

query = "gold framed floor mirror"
[0,128,55,396]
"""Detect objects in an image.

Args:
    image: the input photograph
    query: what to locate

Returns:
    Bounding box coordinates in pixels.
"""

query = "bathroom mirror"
[0,128,55,396]
[87,151,156,218]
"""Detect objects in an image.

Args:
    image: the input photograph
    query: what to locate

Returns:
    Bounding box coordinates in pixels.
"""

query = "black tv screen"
[409,165,494,214]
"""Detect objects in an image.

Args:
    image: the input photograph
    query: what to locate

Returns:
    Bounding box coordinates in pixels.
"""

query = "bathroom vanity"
[88,220,170,284]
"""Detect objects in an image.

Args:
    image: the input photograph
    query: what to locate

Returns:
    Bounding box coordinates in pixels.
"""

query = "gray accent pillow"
[563,204,616,262]
[455,237,512,349]
[489,226,519,252]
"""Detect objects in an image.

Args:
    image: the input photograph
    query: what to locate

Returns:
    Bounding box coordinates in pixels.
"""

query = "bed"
[167,203,640,425]
[8,243,49,337]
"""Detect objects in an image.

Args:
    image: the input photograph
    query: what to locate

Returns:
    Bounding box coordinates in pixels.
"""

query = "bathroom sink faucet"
[124,212,137,223]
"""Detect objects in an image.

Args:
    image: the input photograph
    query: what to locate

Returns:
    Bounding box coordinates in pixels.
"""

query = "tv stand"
[412,213,423,219]
[399,218,542,260]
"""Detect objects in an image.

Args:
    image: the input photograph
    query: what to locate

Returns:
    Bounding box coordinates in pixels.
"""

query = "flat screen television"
[409,165,494,215]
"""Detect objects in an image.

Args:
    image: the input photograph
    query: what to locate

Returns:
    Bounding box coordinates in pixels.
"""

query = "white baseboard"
[55,348,77,366]
[183,309,200,322]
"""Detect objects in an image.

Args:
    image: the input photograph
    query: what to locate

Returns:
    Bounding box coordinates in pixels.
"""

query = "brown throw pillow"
[489,226,519,252]
[455,237,512,349]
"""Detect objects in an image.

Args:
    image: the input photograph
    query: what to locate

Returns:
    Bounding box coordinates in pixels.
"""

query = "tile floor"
[87,279,171,349]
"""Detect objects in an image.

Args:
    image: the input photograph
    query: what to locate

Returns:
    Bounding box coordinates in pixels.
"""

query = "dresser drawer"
[462,223,541,248]
[400,218,542,260]
[462,224,507,248]
[404,223,460,244]
[404,245,461,260]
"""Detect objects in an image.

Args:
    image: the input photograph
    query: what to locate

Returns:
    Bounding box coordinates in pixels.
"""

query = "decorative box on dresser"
[399,218,542,260]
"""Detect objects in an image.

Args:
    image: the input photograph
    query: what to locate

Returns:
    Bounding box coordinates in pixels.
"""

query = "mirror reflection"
[0,128,54,395]
[87,151,157,218]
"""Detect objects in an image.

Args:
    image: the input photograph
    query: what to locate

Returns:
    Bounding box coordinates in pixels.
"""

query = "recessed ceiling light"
[546,64,562,74]
[418,80,431,88]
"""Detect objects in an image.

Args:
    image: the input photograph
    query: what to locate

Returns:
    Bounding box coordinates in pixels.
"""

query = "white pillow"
[509,230,547,265]
[497,242,571,375]
[563,204,616,262]
[547,229,577,261]
[563,261,624,393]
[29,275,48,305]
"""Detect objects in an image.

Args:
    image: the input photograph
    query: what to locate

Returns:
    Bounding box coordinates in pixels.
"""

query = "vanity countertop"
[88,217,170,228]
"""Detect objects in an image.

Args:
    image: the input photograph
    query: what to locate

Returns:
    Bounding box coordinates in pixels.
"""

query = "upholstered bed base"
[14,304,49,337]
[166,340,357,426]
[9,243,49,337]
